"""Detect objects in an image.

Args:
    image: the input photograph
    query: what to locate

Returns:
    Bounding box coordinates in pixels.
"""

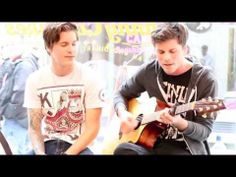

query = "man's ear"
[45,47,51,55]
[183,45,188,55]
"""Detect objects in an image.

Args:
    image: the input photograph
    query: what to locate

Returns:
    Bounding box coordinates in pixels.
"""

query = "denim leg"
[27,149,36,155]
[44,140,57,155]
[114,142,152,155]
[45,140,71,155]
[26,141,70,155]
[79,148,93,155]
[31,139,94,155]
[18,148,93,155]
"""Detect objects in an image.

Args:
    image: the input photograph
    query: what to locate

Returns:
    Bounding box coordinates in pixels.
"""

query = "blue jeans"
[29,139,93,155]
[114,142,153,155]
[1,119,31,154]
[114,141,191,155]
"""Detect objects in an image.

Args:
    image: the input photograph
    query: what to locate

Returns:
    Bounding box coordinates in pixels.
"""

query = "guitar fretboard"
[141,102,196,125]
[140,98,226,125]
[173,102,195,115]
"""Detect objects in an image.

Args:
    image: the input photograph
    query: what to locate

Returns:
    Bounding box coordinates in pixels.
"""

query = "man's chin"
[163,68,175,75]
[63,60,75,66]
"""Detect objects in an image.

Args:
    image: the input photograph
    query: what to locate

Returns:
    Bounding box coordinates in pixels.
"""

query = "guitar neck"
[140,102,195,125]
[169,102,196,116]
[136,98,226,125]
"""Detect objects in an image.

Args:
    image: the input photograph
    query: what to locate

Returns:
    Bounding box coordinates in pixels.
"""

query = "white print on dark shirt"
[158,81,197,141]
[162,81,197,106]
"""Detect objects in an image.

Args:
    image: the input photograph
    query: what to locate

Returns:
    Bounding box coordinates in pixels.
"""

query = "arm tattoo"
[29,108,43,130]
[28,108,45,154]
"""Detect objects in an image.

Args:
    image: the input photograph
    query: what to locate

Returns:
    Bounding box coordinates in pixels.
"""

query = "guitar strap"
[0,131,12,155]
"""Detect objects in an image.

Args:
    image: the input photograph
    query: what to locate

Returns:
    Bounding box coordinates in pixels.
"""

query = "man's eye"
[61,43,67,47]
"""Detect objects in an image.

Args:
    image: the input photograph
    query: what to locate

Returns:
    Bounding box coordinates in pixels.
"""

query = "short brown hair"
[151,23,188,47]
[43,22,78,49]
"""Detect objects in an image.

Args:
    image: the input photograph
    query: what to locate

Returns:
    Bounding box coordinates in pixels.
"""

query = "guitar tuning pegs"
[208,97,213,102]
[198,107,204,112]
[202,114,207,118]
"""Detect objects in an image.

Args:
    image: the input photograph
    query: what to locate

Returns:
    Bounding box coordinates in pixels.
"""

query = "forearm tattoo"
[29,108,43,130]
[28,108,45,154]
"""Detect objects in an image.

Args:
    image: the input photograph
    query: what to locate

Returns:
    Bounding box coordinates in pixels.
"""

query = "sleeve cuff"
[182,120,193,135]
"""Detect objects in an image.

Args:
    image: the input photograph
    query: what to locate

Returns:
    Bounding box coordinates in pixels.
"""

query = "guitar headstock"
[194,97,226,115]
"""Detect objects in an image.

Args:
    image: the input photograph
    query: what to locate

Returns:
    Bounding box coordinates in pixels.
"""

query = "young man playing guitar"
[113,23,218,155]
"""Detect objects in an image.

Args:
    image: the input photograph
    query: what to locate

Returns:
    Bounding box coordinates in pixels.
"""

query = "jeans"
[1,119,31,154]
[114,141,191,155]
[114,142,153,155]
[29,139,93,155]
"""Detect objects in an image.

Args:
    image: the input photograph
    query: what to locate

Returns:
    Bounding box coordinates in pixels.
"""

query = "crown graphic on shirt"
[68,89,81,99]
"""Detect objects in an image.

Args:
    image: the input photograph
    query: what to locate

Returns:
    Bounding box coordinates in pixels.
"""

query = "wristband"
[134,114,143,130]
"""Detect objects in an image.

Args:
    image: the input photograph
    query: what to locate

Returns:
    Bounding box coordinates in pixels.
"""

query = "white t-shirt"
[24,61,105,144]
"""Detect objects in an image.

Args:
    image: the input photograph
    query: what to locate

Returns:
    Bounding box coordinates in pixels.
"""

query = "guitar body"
[102,99,142,154]
[102,98,166,154]
[136,121,167,149]
[102,97,226,154]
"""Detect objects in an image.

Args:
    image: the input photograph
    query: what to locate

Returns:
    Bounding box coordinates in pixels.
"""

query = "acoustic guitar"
[102,97,226,154]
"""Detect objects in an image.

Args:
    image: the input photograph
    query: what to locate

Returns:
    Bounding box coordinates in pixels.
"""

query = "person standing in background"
[201,45,215,72]
[0,48,39,154]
